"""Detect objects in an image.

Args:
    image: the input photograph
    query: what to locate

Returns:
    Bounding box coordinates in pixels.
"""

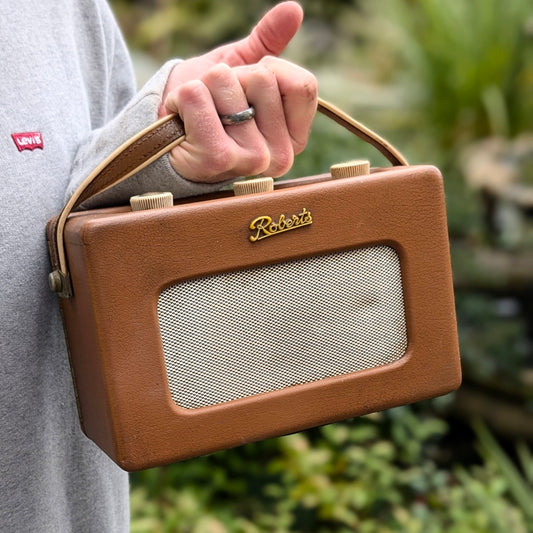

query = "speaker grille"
[158,246,407,409]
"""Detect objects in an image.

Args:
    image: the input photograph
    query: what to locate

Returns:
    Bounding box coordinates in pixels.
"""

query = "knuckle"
[205,143,237,174]
[258,55,278,69]
[296,71,319,102]
[250,64,277,89]
[270,146,294,177]
[202,63,231,84]
[259,57,318,101]
[245,144,271,175]
[177,80,208,104]
[287,72,318,102]
[291,136,309,156]
[236,143,270,175]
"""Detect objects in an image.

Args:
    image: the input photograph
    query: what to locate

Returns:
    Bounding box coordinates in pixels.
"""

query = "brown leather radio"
[47,98,461,471]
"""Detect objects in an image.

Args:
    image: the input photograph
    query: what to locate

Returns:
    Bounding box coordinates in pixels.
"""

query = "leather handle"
[68,98,407,211]
[316,99,407,167]
[48,96,408,297]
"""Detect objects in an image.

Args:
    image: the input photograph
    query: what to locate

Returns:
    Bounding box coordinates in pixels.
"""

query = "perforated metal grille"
[158,246,407,409]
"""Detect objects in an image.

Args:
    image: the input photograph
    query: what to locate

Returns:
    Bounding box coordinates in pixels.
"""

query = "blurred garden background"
[109,0,533,531]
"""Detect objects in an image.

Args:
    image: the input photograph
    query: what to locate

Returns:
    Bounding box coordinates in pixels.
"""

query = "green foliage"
[352,0,533,154]
[131,412,532,532]
[472,419,533,524]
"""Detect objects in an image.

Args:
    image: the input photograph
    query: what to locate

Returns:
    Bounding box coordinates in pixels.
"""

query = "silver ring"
[219,106,255,126]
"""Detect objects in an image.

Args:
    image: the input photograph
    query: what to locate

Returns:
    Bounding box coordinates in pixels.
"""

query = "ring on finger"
[219,106,256,126]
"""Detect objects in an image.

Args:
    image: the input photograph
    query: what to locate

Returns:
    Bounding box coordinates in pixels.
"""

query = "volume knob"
[233,177,274,196]
[330,160,370,179]
[130,192,174,211]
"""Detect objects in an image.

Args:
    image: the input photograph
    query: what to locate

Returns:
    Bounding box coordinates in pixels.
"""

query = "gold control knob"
[233,177,274,196]
[130,192,174,211]
[330,160,370,179]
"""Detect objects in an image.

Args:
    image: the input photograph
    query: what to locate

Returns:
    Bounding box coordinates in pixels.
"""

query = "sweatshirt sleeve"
[67,7,231,209]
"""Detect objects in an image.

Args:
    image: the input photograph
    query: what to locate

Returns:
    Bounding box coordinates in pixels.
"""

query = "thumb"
[213,1,304,66]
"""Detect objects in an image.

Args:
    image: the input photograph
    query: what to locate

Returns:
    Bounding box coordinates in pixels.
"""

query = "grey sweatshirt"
[0,1,223,531]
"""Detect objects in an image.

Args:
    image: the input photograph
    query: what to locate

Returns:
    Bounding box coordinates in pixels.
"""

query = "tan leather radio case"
[47,99,461,471]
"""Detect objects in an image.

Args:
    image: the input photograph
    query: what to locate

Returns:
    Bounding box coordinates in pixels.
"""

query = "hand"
[160,1,318,183]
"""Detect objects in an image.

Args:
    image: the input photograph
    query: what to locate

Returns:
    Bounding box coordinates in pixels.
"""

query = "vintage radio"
[47,98,461,471]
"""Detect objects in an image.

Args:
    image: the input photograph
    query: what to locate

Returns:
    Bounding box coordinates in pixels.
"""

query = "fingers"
[233,63,295,176]
[202,64,269,169]
[250,56,318,156]
[165,79,242,182]
[164,58,318,183]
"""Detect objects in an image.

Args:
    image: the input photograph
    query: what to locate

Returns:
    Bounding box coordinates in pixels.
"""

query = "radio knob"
[330,160,370,179]
[130,192,174,211]
[233,177,274,196]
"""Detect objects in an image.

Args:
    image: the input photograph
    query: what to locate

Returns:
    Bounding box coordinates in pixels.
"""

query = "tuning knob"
[130,192,174,211]
[330,160,370,179]
[233,177,274,196]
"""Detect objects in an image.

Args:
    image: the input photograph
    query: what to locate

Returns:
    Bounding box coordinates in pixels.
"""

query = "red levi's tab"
[11,132,44,152]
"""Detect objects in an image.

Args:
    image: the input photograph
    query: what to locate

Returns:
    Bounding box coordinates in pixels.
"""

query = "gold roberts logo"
[249,208,312,242]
